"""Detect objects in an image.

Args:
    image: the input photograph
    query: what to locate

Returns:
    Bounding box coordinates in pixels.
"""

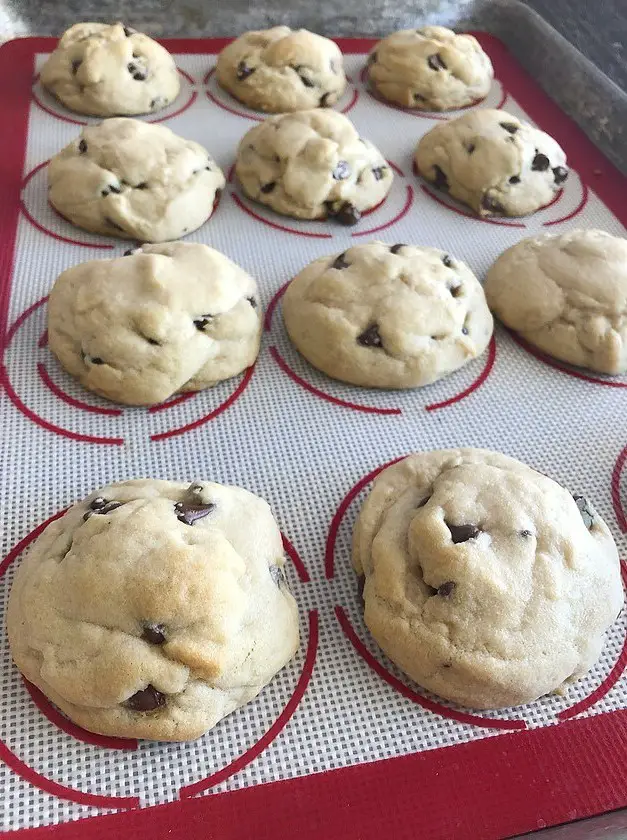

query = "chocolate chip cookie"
[48,242,261,406]
[485,229,627,375]
[216,26,346,113]
[367,26,493,111]
[353,448,622,709]
[7,479,300,741]
[40,22,180,117]
[415,109,568,217]
[235,110,393,224]
[48,118,225,241]
[282,242,493,388]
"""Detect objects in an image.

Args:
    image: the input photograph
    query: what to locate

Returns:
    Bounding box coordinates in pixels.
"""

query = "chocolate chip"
[432,165,449,191]
[428,54,447,71]
[194,316,212,330]
[442,254,454,268]
[414,92,426,102]
[553,166,568,184]
[126,685,166,712]
[260,181,276,194]
[480,193,505,214]
[437,581,456,597]
[142,624,166,645]
[331,252,350,270]
[333,160,351,181]
[89,497,108,510]
[136,182,148,189]
[146,337,160,345]
[372,166,388,181]
[447,523,480,543]
[247,296,257,308]
[123,25,136,37]
[520,529,533,538]
[461,325,469,335]
[78,139,87,154]
[573,494,594,529]
[127,63,147,81]
[531,152,550,171]
[174,501,215,526]
[105,217,124,231]
[293,66,315,87]
[236,61,255,80]
[509,176,521,185]
[71,59,81,74]
[150,97,165,110]
[123,247,141,256]
[270,565,287,587]
[390,244,406,255]
[465,142,475,154]
[449,283,462,298]
[101,184,121,197]
[367,51,377,65]
[319,92,331,107]
[357,324,383,348]
[327,201,361,226]
[83,499,123,521]
[499,122,519,134]
[91,356,104,364]
[132,52,140,59]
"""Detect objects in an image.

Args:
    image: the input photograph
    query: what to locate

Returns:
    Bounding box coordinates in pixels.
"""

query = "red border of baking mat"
[1,35,626,840]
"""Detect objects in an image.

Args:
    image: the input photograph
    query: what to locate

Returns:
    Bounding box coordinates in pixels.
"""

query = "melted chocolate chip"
[466,142,475,154]
[573,494,594,529]
[531,152,550,171]
[428,53,447,71]
[327,201,361,226]
[372,166,388,181]
[128,63,147,81]
[499,122,519,134]
[319,92,331,107]
[447,523,480,543]
[480,193,505,214]
[553,166,568,184]
[174,501,215,526]
[260,181,276,193]
[247,296,257,308]
[123,25,136,37]
[442,254,454,268]
[333,160,351,181]
[71,59,82,75]
[194,316,212,330]
[432,165,449,190]
[270,565,287,587]
[390,244,406,255]
[83,499,123,521]
[142,624,166,644]
[236,61,255,80]
[509,175,521,184]
[78,139,87,154]
[357,324,383,348]
[437,581,456,597]
[126,685,166,712]
[332,252,350,270]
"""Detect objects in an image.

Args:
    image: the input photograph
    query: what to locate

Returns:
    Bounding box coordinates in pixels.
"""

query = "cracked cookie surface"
[367,26,493,111]
[216,26,346,113]
[40,22,180,117]
[415,109,568,217]
[282,241,493,388]
[353,448,622,709]
[7,479,300,741]
[48,241,261,406]
[235,110,393,224]
[485,229,627,375]
[48,118,225,241]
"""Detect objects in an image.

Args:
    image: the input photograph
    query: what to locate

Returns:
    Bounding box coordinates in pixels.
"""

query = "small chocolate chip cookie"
[7,479,300,741]
[367,26,493,111]
[48,118,225,241]
[40,22,180,117]
[485,229,627,375]
[353,448,622,709]
[216,26,346,113]
[48,242,261,406]
[235,110,393,224]
[282,241,493,388]
[415,109,568,217]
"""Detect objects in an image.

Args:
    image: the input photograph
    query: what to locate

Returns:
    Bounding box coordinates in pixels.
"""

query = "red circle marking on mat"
[4,295,47,349]
[325,456,405,579]
[425,335,497,412]
[148,391,198,414]
[612,445,627,533]
[179,609,318,799]
[558,561,627,720]
[352,185,413,237]
[31,87,86,125]
[281,533,310,583]
[419,184,526,228]
[38,330,48,348]
[37,362,123,417]
[269,347,402,416]
[23,680,138,751]
[150,363,255,441]
[542,181,589,227]
[335,606,527,731]
[231,193,333,239]
[507,330,627,388]
[340,86,359,114]
[264,281,289,332]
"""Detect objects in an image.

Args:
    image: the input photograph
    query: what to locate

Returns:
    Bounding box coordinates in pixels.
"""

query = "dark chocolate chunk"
[428,53,447,71]
[71,59,82,75]
[236,61,255,80]
[194,316,213,330]
[509,175,521,184]
[573,494,594,529]
[333,160,351,181]
[127,63,147,81]
[480,193,505,214]
[447,523,480,543]
[260,181,276,194]
[499,122,519,134]
[328,201,361,226]
[331,252,350,270]
[123,25,136,37]
[372,166,388,181]
[437,581,456,597]
[461,326,469,336]
[83,499,123,521]
[531,152,550,172]
[126,685,166,712]
[247,296,257,309]
[105,217,124,231]
[357,323,383,348]
[78,139,87,154]
[553,166,568,184]
[432,165,449,190]
[442,254,454,268]
[390,244,406,255]
[142,624,166,645]
[319,92,331,107]
[269,565,287,587]
[520,529,533,538]
[174,500,215,526]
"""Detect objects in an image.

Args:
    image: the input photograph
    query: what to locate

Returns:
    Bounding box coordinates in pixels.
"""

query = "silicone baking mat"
[0,35,626,840]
